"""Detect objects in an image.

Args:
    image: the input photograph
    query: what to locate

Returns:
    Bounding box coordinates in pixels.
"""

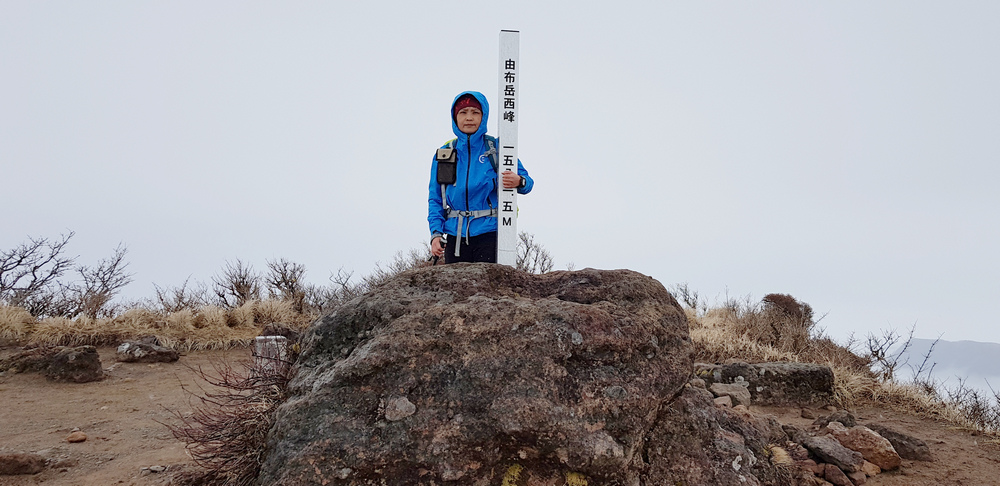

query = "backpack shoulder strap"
[483,135,499,173]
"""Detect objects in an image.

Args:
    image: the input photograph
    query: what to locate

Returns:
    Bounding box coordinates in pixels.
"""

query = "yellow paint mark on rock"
[502,464,526,486]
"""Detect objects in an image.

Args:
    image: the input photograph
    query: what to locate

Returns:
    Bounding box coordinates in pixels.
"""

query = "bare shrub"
[0,233,76,315]
[165,356,293,486]
[944,380,1000,433]
[265,258,306,313]
[716,293,815,354]
[762,293,813,324]
[1,235,138,319]
[69,243,133,318]
[363,248,429,288]
[863,325,915,382]
[302,280,345,316]
[17,286,77,319]
[669,283,707,315]
[213,260,262,309]
[302,248,430,315]
[154,278,211,312]
[516,232,553,274]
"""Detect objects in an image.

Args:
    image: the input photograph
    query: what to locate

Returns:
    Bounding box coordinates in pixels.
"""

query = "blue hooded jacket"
[428,91,533,240]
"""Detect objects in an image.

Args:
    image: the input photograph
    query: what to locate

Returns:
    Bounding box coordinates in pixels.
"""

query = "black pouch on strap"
[436,148,457,185]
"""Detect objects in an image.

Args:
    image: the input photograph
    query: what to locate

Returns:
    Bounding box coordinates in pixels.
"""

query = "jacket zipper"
[465,134,471,211]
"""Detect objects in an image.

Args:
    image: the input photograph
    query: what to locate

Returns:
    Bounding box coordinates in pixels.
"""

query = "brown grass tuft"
[687,292,1000,437]
[0,305,35,342]
[6,299,313,351]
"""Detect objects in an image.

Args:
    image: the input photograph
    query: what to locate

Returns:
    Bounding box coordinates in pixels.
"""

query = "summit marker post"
[497,30,519,266]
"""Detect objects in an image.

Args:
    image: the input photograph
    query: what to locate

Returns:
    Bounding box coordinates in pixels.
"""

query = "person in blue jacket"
[428,91,533,263]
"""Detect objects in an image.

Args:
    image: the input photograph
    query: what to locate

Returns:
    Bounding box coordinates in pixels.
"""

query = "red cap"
[453,94,482,118]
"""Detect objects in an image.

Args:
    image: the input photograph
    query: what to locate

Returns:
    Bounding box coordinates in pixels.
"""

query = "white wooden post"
[254,335,288,375]
[497,30,520,266]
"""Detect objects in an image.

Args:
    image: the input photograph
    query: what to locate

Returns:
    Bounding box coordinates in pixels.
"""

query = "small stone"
[848,470,867,485]
[66,431,87,443]
[826,405,838,412]
[814,410,856,428]
[49,458,77,469]
[801,408,817,419]
[335,467,352,479]
[140,468,151,477]
[786,442,811,461]
[783,424,810,444]
[384,396,416,421]
[802,435,864,473]
[860,460,880,477]
[823,463,852,486]
[709,382,752,406]
[689,377,706,388]
[713,396,733,408]
[796,459,822,475]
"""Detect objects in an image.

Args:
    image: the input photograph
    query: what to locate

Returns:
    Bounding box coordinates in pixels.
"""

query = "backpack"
[434,135,500,257]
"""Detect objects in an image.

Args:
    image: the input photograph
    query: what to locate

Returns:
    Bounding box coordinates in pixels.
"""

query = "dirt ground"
[0,346,246,485]
[2,347,1000,485]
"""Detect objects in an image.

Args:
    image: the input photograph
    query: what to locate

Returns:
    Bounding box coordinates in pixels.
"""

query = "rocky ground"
[2,346,999,485]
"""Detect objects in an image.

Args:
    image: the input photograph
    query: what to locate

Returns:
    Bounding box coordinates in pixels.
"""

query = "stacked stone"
[695,364,935,486]
[770,409,934,486]
[691,370,933,486]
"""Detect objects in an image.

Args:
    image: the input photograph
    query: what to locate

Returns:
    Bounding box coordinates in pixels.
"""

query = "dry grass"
[7,275,1000,439]
[684,294,1000,436]
[1,300,313,351]
[0,305,35,342]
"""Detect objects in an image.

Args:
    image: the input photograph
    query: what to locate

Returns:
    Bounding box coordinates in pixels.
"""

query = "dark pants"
[444,231,497,264]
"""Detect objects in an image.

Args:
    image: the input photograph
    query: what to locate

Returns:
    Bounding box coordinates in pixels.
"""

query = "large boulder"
[821,422,901,471]
[258,265,792,485]
[45,346,103,382]
[644,385,792,485]
[865,424,934,462]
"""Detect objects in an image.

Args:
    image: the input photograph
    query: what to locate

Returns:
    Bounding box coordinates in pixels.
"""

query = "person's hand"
[501,171,522,189]
[431,236,445,257]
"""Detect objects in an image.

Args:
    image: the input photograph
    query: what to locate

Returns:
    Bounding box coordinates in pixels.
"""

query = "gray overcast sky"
[2,1,998,344]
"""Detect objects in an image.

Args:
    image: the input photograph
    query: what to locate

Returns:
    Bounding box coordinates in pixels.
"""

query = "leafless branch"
[265,258,306,313]
[213,260,261,309]
[0,233,76,311]
[515,232,553,274]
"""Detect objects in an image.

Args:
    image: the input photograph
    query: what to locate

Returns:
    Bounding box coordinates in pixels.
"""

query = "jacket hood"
[451,91,490,140]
